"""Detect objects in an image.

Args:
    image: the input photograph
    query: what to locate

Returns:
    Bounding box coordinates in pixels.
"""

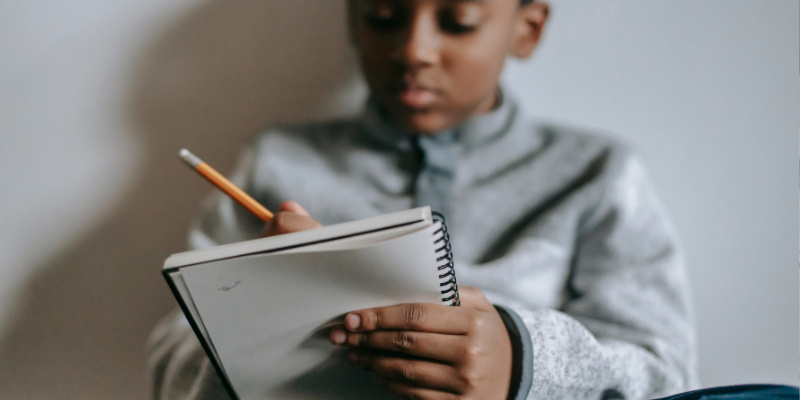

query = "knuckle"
[402,304,425,326]
[391,331,415,350]
[272,212,289,229]
[457,367,481,390]
[346,333,363,346]
[467,369,483,387]
[400,365,416,382]
[465,341,482,357]
[468,312,485,331]
[359,332,370,346]
[366,311,380,330]
[457,337,481,359]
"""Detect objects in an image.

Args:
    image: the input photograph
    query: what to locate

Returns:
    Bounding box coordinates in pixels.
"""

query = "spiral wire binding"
[431,212,460,306]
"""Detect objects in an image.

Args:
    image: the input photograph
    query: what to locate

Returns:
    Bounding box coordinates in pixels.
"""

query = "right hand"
[260,201,322,238]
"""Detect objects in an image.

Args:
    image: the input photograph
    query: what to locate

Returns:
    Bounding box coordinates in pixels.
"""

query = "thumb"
[278,200,310,216]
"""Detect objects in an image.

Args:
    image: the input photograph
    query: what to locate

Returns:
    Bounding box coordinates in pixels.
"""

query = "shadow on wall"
[0,1,359,398]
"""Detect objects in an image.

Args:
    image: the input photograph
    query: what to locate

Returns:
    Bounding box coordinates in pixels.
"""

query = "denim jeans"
[654,384,799,400]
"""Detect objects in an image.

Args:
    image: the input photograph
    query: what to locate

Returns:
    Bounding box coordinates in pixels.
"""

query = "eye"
[362,1,405,31]
[439,18,478,34]
[439,5,482,35]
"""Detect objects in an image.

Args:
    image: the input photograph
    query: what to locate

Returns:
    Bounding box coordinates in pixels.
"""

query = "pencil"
[179,149,274,223]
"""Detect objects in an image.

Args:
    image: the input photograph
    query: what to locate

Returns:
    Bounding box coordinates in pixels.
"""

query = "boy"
[149,0,698,399]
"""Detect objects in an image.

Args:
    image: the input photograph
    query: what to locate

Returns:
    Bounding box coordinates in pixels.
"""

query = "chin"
[393,110,457,135]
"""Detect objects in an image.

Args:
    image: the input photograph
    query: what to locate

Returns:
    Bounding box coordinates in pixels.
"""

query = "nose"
[392,12,441,68]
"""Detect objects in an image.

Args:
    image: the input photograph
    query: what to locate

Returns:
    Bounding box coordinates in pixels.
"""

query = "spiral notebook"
[162,206,460,400]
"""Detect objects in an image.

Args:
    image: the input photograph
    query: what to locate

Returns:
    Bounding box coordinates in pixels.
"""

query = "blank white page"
[180,223,445,400]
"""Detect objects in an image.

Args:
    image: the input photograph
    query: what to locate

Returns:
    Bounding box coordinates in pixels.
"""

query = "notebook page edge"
[164,207,432,269]
[168,271,223,369]
[163,271,237,397]
[277,220,432,254]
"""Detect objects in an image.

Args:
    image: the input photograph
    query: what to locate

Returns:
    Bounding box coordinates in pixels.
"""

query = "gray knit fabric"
[148,91,698,400]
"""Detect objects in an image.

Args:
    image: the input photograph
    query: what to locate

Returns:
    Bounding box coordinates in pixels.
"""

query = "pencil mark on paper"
[219,281,241,291]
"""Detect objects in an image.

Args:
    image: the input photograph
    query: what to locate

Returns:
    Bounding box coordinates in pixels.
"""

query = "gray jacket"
[148,91,698,400]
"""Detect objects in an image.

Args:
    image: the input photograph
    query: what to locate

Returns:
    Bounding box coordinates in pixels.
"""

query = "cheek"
[357,41,387,73]
[442,35,508,101]
[354,34,395,82]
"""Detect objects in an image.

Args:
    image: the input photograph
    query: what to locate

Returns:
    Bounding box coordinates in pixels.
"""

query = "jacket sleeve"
[503,154,698,400]
[148,147,261,400]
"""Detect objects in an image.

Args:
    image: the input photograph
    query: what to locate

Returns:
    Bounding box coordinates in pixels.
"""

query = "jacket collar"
[359,87,518,154]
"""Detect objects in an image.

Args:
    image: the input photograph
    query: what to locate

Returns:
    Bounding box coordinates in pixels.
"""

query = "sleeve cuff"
[494,305,534,400]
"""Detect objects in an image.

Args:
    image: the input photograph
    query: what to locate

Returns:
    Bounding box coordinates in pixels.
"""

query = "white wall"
[0,0,796,397]
[0,1,360,398]
[503,0,799,386]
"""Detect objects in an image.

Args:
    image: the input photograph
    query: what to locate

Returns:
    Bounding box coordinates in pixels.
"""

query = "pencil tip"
[179,148,202,168]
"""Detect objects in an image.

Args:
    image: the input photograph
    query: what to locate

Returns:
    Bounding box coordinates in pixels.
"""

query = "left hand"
[328,287,513,399]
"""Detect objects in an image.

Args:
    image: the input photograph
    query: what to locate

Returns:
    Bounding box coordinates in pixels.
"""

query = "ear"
[508,1,549,59]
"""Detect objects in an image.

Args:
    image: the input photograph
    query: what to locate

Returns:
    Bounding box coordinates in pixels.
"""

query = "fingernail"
[347,351,359,364]
[332,329,346,344]
[345,313,361,331]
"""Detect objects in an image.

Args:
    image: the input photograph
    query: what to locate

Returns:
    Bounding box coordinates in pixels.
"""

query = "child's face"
[348,0,548,134]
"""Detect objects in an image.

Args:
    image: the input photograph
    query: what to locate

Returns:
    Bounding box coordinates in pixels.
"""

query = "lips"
[399,87,437,108]
[394,77,440,109]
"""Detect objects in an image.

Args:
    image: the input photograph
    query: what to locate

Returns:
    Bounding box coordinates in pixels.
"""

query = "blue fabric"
[654,384,799,400]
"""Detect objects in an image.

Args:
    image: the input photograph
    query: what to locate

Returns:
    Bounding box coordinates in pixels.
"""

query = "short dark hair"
[520,0,534,4]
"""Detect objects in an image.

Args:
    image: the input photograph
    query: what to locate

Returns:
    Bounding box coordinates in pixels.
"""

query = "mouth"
[393,77,440,109]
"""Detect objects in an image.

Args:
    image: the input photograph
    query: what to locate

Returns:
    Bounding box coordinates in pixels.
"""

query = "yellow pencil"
[179,149,274,223]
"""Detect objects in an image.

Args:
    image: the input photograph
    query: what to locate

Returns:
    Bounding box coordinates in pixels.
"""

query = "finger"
[345,303,475,334]
[349,350,463,394]
[339,329,467,365]
[329,326,347,345]
[278,200,310,216]
[261,211,322,237]
[377,378,460,400]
